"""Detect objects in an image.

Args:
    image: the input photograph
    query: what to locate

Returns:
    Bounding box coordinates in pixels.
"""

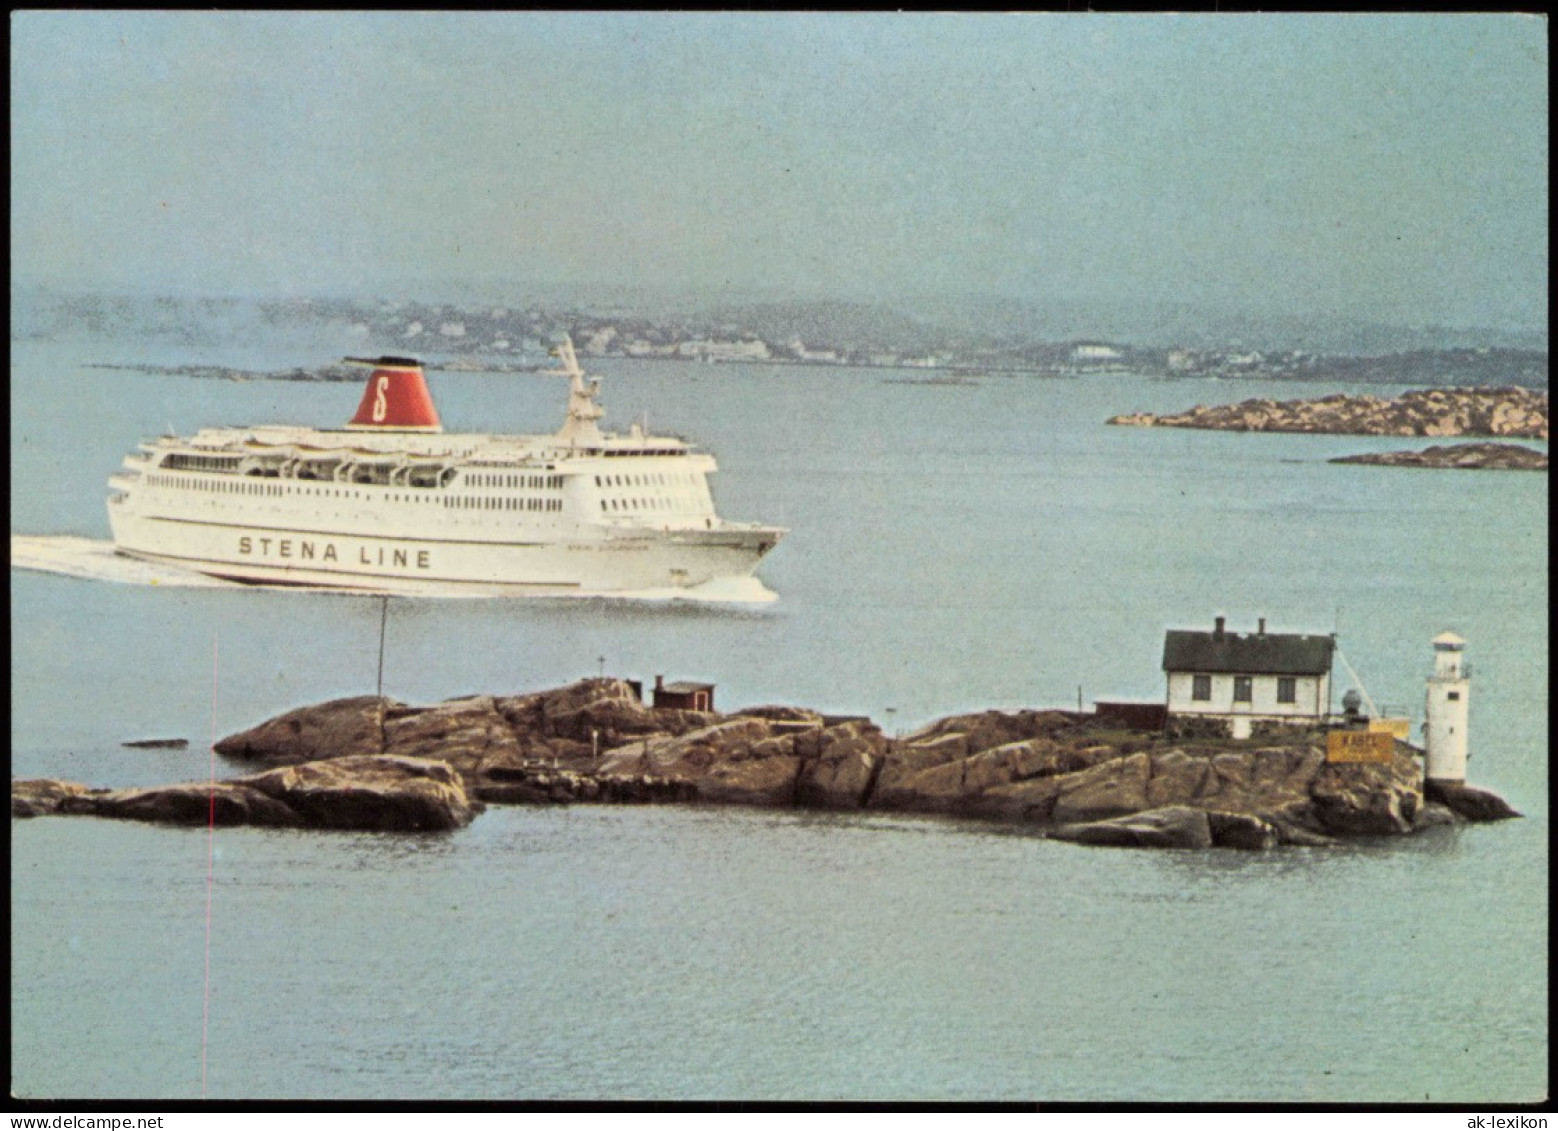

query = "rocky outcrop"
[1308,755,1422,835]
[794,721,887,809]
[214,680,713,778]
[1330,442,1547,471]
[18,680,1523,848]
[1052,806,1284,851]
[1109,387,1548,440]
[1051,806,1214,850]
[1425,780,1522,822]
[12,778,95,818]
[213,694,390,765]
[1206,810,1282,850]
[12,756,479,831]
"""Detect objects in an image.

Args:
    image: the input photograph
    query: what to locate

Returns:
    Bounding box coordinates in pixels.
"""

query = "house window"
[1192,675,1212,701]
[1447,691,1460,701]
[1233,676,1253,703]
[1277,677,1297,704]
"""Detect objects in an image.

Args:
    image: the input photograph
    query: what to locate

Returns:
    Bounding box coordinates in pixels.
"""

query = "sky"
[10,11,1550,331]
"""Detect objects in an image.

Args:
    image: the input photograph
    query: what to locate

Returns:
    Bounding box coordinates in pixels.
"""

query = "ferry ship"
[106,340,785,595]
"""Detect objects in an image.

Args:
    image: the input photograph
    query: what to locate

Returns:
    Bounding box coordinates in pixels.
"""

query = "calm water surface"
[10,340,1548,1100]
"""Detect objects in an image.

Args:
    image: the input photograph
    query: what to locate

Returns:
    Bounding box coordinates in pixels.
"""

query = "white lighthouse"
[1424,631,1470,784]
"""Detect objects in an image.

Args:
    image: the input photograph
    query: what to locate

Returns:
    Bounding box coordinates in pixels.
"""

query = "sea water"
[9,339,1548,1101]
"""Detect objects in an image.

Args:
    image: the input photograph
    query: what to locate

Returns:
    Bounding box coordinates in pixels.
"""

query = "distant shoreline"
[72,355,1554,390]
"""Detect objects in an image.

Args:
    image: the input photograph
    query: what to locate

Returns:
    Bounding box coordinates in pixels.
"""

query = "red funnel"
[346,357,442,432]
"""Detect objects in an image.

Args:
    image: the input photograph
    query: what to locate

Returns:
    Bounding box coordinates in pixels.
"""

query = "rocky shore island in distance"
[1108,386,1548,439]
[1329,441,1547,471]
[12,680,1520,850]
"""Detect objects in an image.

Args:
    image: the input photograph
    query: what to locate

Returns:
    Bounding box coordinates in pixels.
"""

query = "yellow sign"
[1327,730,1395,764]
[1368,717,1412,741]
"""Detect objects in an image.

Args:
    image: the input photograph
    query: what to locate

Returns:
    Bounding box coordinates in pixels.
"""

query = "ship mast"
[547,335,605,446]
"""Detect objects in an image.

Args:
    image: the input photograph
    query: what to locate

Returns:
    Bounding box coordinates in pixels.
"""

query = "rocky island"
[1329,441,1548,471]
[1108,386,1548,439]
[12,680,1519,850]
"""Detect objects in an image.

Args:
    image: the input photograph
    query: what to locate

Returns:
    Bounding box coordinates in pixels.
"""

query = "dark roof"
[1162,629,1334,675]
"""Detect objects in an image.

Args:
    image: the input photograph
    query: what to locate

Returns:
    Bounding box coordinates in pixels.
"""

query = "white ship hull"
[108,508,778,595]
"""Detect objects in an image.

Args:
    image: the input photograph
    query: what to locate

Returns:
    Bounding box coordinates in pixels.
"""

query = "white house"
[1163,617,1335,738]
[1072,342,1122,362]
